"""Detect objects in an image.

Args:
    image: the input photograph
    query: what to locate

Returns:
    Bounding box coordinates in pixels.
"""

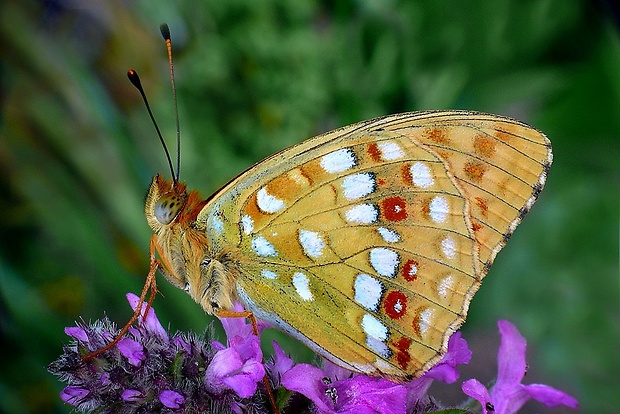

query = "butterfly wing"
[197,110,551,379]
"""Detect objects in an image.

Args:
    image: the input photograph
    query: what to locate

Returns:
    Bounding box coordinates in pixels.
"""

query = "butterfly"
[145,110,551,381]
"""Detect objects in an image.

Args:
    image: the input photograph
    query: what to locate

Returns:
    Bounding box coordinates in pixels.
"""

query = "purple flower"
[268,341,295,384]
[117,337,145,367]
[159,390,185,408]
[206,303,266,398]
[50,293,267,413]
[121,389,143,402]
[462,320,579,414]
[126,292,168,339]
[64,326,89,342]
[282,362,407,414]
[60,386,89,404]
[52,289,578,414]
[271,331,471,413]
[405,331,472,406]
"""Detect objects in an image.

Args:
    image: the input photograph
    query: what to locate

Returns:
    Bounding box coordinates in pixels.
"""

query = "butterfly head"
[145,175,189,233]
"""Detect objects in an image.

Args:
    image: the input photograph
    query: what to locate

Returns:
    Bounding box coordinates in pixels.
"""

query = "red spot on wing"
[383,290,407,319]
[392,337,412,370]
[402,259,418,282]
[367,143,381,162]
[381,196,408,221]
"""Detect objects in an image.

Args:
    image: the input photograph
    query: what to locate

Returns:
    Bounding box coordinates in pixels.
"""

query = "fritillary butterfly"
[146,110,551,380]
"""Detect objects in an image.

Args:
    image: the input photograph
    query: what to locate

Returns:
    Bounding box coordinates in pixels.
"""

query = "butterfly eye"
[154,194,185,225]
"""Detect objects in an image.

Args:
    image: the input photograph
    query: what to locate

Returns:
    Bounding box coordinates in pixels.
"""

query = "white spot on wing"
[366,337,391,358]
[410,162,434,188]
[377,227,400,243]
[241,214,254,235]
[361,313,388,341]
[257,187,285,213]
[342,173,375,200]
[441,236,456,259]
[252,236,277,257]
[378,141,404,160]
[320,148,355,173]
[418,308,434,336]
[210,214,224,236]
[406,261,418,278]
[292,272,313,301]
[261,269,278,280]
[369,247,399,278]
[354,274,383,312]
[299,230,325,259]
[345,204,378,224]
[437,274,454,299]
[430,196,449,223]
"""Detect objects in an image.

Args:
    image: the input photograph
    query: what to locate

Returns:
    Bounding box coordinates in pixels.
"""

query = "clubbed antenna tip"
[160,23,170,40]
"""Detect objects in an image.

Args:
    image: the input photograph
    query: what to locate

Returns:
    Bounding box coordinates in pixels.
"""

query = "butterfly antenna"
[127,69,176,182]
[160,23,181,184]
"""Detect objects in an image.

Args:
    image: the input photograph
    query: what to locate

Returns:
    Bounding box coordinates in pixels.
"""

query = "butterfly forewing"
[196,110,551,379]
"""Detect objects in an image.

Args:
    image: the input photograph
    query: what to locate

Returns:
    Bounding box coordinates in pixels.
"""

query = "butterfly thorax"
[145,175,242,314]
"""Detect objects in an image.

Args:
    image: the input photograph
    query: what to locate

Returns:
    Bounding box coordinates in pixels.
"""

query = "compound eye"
[154,194,185,224]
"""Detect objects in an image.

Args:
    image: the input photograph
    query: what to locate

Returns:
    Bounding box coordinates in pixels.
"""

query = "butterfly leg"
[83,236,162,360]
[216,309,280,414]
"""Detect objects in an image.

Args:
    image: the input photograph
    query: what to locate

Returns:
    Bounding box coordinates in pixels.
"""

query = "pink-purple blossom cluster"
[48,293,578,413]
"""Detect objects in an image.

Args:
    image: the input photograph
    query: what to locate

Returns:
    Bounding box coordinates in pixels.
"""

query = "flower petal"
[222,359,265,398]
[218,303,253,338]
[270,341,294,378]
[208,347,243,381]
[406,331,471,405]
[159,390,185,408]
[121,389,143,402]
[337,376,407,414]
[234,334,263,362]
[496,320,527,385]
[60,386,89,405]
[323,359,354,382]
[126,293,168,339]
[462,379,492,413]
[117,337,145,367]
[282,363,333,413]
[65,326,89,342]
[523,383,579,408]
[206,343,265,399]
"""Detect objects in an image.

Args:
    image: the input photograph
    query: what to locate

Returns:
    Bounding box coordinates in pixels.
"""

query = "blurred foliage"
[1,0,618,413]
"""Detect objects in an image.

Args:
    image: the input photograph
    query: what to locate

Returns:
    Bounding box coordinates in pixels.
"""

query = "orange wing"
[197,111,551,379]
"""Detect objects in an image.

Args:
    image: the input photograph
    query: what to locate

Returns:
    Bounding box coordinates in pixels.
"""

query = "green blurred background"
[1,0,618,413]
